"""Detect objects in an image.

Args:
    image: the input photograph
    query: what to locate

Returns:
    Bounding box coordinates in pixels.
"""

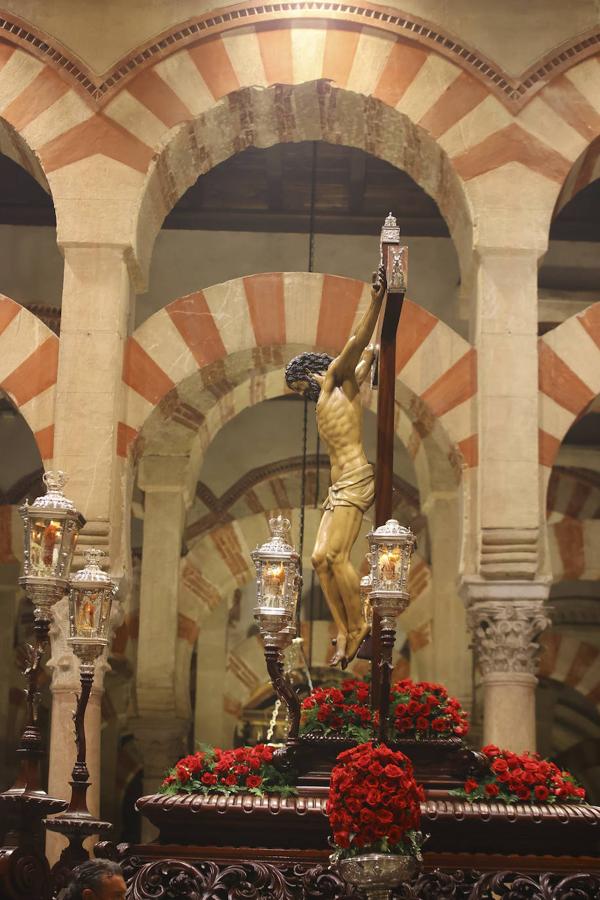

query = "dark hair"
[62,859,123,899]
[285,352,333,402]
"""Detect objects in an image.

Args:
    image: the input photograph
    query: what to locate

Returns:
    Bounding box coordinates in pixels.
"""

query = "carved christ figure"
[285,266,386,666]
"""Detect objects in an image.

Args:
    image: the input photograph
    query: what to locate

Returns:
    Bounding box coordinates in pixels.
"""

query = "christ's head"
[285,352,333,402]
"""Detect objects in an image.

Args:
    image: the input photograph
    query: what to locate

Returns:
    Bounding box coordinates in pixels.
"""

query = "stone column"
[134,456,193,810]
[52,243,135,575]
[422,491,471,706]
[194,601,228,748]
[463,581,550,753]
[46,242,135,860]
[462,202,550,749]
[474,246,541,580]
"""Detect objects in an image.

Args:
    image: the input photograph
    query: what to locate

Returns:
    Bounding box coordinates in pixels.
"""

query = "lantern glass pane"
[377,543,403,589]
[29,517,64,577]
[70,589,111,641]
[262,561,287,608]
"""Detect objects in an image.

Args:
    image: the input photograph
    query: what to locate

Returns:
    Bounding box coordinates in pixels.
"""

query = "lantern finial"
[84,547,105,569]
[269,515,291,542]
[43,470,67,493]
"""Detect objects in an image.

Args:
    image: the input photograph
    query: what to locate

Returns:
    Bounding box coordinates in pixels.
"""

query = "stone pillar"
[52,243,135,575]
[462,212,550,749]
[194,601,228,748]
[474,246,541,579]
[47,241,135,859]
[422,491,471,706]
[134,456,193,811]
[463,581,551,753]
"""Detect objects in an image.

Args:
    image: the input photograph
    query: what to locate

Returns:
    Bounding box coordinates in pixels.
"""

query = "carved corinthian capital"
[468,600,551,677]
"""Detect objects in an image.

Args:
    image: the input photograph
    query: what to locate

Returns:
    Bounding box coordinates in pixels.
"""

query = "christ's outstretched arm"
[327,265,386,385]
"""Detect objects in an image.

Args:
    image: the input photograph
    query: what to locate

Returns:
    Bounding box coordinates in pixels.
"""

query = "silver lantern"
[68,548,118,672]
[19,470,85,619]
[367,519,415,612]
[252,515,300,639]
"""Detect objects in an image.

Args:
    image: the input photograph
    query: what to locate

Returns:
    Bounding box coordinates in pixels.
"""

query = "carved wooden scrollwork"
[0,845,51,900]
[469,871,600,899]
[123,858,360,900]
[95,852,600,900]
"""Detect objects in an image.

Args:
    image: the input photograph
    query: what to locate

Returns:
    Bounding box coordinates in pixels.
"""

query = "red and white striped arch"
[548,516,600,582]
[538,302,600,470]
[547,468,600,521]
[122,273,477,470]
[540,631,600,711]
[0,18,596,265]
[554,135,600,216]
[0,295,57,461]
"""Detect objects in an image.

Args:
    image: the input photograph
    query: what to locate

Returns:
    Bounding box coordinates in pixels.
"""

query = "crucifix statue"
[285,214,407,669]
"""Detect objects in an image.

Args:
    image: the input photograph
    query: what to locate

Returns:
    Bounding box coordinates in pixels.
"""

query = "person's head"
[62,859,126,900]
[285,352,333,402]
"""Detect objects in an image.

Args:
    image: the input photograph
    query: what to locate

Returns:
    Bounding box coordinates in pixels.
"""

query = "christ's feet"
[343,622,371,668]
[329,634,347,667]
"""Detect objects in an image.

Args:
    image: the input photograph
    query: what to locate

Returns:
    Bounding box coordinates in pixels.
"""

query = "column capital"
[138,455,196,505]
[466,597,551,678]
[131,715,188,778]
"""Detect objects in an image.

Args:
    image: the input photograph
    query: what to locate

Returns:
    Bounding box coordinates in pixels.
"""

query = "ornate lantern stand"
[367,519,416,742]
[252,516,302,748]
[45,549,118,880]
[0,471,84,899]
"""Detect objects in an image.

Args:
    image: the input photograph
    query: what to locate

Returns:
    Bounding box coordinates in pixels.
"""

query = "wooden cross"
[371,213,407,707]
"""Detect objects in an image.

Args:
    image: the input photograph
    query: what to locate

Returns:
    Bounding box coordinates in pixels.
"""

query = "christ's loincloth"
[322,463,375,513]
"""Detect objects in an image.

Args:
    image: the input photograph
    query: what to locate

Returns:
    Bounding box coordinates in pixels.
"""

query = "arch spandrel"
[538,302,600,472]
[0,295,58,462]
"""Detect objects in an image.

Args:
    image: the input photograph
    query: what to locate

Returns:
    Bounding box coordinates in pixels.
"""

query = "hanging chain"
[266,699,281,743]
[307,141,317,274]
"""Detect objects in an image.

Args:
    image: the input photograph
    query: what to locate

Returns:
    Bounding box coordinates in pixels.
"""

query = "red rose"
[176,764,190,783]
[491,758,509,774]
[485,783,499,798]
[201,772,217,786]
[246,775,262,789]
[464,779,478,794]
[482,745,501,758]
[534,785,549,801]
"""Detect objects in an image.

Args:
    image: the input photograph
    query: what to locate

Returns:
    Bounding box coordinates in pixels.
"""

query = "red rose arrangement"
[455,745,586,804]
[159,744,296,798]
[389,679,469,740]
[300,679,373,741]
[327,742,425,862]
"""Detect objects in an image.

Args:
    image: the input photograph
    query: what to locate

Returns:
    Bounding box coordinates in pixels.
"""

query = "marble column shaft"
[46,242,134,861]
